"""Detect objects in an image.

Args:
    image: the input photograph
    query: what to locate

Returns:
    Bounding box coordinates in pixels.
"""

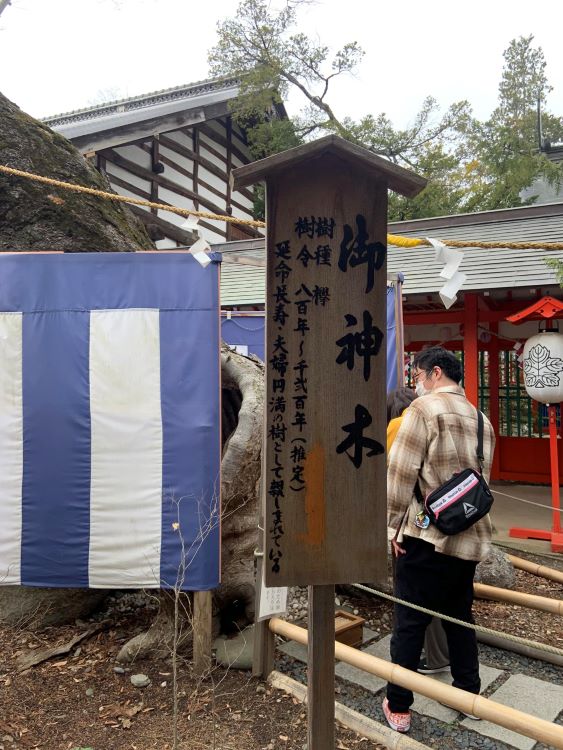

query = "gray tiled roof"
[388,245,562,295]
[387,203,563,295]
[43,76,240,127]
[215,203,563,305]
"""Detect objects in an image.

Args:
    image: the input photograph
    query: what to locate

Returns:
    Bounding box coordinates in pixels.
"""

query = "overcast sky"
[1,0,562,129]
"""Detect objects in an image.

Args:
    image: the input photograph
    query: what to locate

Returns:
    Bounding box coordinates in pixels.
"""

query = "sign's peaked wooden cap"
[231,134,427,198]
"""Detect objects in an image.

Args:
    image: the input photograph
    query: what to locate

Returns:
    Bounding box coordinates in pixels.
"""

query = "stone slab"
[364,633,392,660]
[412,664,503,723]
[334,660,387,693]
[278,639,307,663]
[213,626,255,670]
[279,631,507,728]
[334,640,388,693]
[362,627,378,643]
[334,634,504,725]
[461,673,563,750]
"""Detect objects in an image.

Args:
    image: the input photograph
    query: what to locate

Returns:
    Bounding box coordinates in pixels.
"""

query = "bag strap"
[414,480,424,505]
[476,409,485,473]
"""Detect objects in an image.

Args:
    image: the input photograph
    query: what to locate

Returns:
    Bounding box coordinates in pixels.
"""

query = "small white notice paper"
[257,576,288,621]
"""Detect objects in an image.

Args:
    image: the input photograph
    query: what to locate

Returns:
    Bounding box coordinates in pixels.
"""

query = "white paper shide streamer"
[426,237,467,309]
[181,216,212,268]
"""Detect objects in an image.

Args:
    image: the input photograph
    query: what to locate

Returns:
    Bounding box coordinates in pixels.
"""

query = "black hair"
[387,387,417,424]
[412,346,462,384]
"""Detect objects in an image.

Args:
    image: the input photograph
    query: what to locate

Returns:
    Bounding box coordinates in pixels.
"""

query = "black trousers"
[386,535,480,713]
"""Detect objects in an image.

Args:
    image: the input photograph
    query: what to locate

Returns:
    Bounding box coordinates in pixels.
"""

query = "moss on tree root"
[0,92,152,252]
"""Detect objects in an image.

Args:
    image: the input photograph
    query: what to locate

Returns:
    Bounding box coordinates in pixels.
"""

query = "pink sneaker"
[382,697,411,733]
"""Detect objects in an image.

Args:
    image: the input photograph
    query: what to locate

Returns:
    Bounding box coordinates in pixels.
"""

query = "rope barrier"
[492,488,563,514]
[352,583,563,658]
[4,164,563,250]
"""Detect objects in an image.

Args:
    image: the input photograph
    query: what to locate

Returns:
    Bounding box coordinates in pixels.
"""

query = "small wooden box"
[334,610,365,648]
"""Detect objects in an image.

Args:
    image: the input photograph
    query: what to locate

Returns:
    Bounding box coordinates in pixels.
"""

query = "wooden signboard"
[234,136,425,750]
[233,136,426,587]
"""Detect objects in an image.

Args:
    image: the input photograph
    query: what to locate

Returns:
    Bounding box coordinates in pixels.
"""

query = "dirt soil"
[0,549,561,750]
[0,602,385,750]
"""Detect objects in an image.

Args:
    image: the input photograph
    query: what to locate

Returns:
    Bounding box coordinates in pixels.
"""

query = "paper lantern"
[522,331,563,404]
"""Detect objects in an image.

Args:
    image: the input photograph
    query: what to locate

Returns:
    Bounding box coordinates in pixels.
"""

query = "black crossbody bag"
[414,410,494,536]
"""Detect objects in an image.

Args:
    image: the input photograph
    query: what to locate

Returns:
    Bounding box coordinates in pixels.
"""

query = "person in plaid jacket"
[383,347,495,733]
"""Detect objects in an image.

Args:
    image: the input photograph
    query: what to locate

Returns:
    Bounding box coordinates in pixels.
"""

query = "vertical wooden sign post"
[233,136,425,749]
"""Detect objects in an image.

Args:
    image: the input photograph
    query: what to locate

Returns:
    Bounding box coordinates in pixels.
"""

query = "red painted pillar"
[464,293,479,407]
[548,405,561,535]
[488,322,500,480]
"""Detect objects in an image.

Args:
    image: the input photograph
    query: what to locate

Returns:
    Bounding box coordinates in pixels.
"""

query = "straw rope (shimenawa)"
[3,164,563,250]
[0,164,265,228]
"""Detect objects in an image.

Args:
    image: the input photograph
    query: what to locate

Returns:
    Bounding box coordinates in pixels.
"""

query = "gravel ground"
[278,547,563,749]
[276,650,563,750]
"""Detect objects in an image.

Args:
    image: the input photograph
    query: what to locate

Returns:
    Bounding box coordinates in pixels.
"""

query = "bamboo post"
[474,582,563,615]
[549,404,562,537]
[476,631,563,668]
[507,554,563,585]
[270,618,563,749]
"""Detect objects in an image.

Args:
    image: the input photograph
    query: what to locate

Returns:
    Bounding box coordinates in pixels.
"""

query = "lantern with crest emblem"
[507,298,563,553]
[522,330,563,404]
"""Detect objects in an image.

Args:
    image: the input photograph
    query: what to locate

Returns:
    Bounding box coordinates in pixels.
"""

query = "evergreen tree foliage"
[464,35,563,212]
[209,3,563,221]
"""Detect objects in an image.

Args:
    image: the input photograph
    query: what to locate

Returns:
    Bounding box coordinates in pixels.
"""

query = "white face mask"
[415,380,429,398]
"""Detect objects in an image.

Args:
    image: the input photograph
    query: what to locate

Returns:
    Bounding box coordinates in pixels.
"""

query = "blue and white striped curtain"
[0,253,221,591]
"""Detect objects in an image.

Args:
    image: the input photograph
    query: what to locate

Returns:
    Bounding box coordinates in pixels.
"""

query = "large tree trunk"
[0,93,150,251]
[0,93,264,649]
[215,347,264,627]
